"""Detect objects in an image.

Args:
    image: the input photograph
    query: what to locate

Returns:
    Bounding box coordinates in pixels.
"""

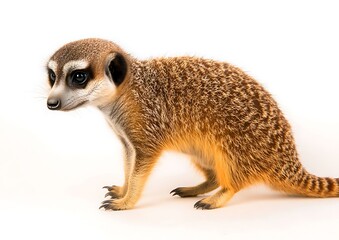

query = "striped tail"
[272,162,339,197]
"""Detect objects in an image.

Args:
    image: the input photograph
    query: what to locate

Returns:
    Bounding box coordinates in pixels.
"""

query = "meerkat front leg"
[102,160,131,199]
[100,151,159,210]
[103,138,134,199]
[170,160,219,197]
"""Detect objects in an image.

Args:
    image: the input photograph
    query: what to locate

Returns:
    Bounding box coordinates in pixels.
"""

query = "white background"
[0,0,338,239]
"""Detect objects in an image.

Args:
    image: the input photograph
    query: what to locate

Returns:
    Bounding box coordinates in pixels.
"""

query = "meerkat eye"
[71,70,89,86]
[48,69,56,87]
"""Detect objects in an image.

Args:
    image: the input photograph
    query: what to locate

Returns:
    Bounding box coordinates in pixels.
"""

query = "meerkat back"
[46,38,339,210]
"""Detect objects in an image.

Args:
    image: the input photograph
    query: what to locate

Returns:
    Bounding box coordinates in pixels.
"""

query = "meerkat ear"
[107,53,127,86]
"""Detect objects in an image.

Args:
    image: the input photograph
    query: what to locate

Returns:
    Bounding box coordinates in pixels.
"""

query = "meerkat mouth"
[61,99,87,111]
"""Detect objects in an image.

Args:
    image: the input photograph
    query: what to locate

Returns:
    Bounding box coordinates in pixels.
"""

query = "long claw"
[105,191,119,198]
[101,199,113,205]
[99,201,126,211]
[194,200,212,210]
[99,204,109,210]
[102,186,113,191]
[170,188,181,196]
[170,187,196,198]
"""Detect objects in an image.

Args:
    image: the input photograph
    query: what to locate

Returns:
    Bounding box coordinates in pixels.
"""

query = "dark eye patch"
[48,69,56,87]
[68,68,92,89]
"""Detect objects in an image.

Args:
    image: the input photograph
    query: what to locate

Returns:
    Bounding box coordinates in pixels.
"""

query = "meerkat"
[46,38,339,210]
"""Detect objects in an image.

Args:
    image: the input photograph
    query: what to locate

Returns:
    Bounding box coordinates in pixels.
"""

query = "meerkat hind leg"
[194,188,234,210]
[170,168,218,197]
[170,180,218,197]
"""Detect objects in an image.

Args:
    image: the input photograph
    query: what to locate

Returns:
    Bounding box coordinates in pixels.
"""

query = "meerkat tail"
[273,164,339,197]
[294,173,339,197]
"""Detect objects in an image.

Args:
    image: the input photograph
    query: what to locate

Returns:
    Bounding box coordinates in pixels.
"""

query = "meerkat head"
[46,38,130,111]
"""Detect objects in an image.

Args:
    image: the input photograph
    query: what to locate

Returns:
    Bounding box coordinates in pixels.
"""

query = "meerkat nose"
[47,98,61,110]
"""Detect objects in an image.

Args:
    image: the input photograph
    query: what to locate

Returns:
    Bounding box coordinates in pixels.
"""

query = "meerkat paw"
[170,181,218,198]
[194,188,234,210]
[99,198,133,211]
[170,187,199,198]
[102,185,124,199]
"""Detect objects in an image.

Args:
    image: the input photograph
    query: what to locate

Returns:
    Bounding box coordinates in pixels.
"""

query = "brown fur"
[47,39,339,210]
